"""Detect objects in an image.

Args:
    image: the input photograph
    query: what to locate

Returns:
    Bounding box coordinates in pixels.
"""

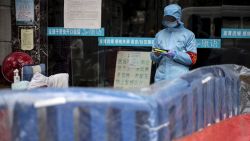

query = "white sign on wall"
[15,0,34,25]
[114,51,152,89]
[21,28,34,50]
[64,0,102,29]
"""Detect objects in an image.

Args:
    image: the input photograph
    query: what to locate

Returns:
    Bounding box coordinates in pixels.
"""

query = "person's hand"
[165,50,176,59]
[152,51,162,57]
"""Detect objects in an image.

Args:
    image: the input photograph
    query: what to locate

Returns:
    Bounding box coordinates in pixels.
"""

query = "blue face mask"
[162,21,178,28]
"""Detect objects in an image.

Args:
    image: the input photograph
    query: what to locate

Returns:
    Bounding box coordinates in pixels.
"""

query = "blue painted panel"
[98,37,221,48]
[47,27,104,36]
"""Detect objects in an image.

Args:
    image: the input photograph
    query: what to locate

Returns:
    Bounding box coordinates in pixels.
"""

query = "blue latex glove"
[165,50,176,59]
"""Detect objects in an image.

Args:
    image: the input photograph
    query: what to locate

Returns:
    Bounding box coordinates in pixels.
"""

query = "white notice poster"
[21,29,34,50]
[114,51,152,90]
[64,0,102,29]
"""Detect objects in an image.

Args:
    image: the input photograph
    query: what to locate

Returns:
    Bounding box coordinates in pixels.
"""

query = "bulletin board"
[114,51,152,89]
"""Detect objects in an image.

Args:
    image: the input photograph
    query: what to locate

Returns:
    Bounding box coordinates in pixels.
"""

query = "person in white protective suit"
[151,4,197,82]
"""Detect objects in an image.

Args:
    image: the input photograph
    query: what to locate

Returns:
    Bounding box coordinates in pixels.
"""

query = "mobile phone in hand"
[152,48,169,54]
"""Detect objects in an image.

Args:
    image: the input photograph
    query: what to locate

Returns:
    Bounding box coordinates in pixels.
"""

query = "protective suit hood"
[164,4,184,25]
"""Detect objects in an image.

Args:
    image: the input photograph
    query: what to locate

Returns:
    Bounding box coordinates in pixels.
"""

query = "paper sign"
[114,51,152,89]
[15,0,34,25]
[21,29,34,50]
[64,0,102,28]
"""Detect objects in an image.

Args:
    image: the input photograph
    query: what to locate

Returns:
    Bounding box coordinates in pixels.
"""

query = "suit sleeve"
[173,33,197,66]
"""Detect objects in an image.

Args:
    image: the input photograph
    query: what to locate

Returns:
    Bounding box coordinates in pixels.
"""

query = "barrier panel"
[152,79,191,141]
[0,64,246,141]
[153,65,241,141]
[0,89,158,141]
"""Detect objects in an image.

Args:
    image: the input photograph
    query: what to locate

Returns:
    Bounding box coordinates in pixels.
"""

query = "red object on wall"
[176,114,250,141]
[1,52,33,82]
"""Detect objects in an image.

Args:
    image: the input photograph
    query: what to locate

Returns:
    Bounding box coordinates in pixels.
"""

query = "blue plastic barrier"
[152,79,190,141]
[3,89,158,141]
[13,103,39,141]
[153,65,241,141]
[0,65,243,141]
